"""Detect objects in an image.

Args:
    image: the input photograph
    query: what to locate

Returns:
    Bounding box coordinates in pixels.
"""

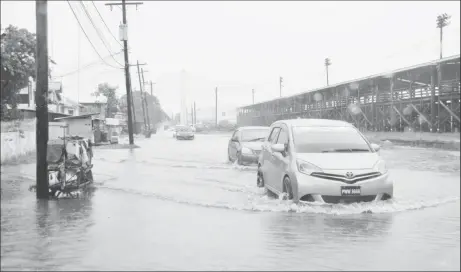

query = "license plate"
[341,186,361,196]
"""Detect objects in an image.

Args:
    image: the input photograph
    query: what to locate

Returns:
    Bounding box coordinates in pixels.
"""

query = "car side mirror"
[370,143,381,152]
[271,143,285,153]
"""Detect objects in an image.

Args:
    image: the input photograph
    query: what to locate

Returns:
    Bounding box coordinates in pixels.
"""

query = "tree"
[119,91,166,126]
[436,13,451,59]
[1,25,36,119]
[92,83,119,118]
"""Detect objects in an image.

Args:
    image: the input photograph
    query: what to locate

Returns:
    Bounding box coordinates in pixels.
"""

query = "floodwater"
[1,132,460,271]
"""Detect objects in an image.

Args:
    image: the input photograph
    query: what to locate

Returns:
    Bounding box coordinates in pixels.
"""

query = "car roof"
[272,118,354,128]
[238,126,270,130]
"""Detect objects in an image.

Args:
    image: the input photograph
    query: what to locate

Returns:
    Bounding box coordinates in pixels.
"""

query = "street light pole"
[215,87,218,127]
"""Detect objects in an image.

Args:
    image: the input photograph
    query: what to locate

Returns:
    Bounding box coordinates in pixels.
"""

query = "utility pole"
[130,75,137,134]
[136,62,147,132]
[252,89,255,104]
[215,87,218,127]
[190,104,194,125]
[141,68,151,131]
[105,1,143,145]
[193,101,196,125]
[325,58,332,86]
[150,81,155,97]
[35,0,49,199]
[279,77,283,97]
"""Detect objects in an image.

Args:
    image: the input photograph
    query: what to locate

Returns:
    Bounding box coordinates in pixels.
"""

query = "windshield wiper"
[247,137,266,142]
[321,148,369,153]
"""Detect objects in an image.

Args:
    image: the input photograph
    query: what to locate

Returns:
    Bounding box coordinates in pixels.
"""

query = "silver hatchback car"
[257,119,393,204]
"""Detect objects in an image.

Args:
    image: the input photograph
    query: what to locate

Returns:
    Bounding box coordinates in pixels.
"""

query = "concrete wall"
[1,119,36,164]
[0,119,86,164]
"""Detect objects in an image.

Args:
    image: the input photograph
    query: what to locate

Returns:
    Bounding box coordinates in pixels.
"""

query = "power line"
[91,1,123,48]
[67,1,122,69]
[54,50,124,78]
[79,1,124,67]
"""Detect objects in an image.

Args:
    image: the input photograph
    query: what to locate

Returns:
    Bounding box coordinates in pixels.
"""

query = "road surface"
[1,132,459,270]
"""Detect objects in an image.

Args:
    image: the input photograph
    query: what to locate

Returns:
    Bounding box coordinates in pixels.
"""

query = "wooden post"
[390,76,395,131]
[35,0,50,199]
[437,63,442,132]
[430,66,437,132]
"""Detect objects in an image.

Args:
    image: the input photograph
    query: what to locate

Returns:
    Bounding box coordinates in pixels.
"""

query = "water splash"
[96,183,460,216]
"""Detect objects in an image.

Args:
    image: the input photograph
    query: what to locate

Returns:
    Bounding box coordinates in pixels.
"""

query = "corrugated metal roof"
[54,113,100,120]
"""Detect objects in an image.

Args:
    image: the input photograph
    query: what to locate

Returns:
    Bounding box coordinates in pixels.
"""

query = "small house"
[54,113,101,142]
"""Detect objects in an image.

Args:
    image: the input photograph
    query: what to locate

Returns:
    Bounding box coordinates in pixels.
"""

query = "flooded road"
[1,132,460,271]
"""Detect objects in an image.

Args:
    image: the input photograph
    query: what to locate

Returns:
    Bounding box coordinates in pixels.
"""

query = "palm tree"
[324,58,332,86]
[436,13,451,59]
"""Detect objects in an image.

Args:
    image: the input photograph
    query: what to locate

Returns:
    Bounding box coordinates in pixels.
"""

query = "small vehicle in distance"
[176,125,195,140]
[228,126,270,165]
[257,119,392,204]
[110,131,120,144]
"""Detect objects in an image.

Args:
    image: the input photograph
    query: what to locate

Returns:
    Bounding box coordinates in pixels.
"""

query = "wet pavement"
[1,132,460,271]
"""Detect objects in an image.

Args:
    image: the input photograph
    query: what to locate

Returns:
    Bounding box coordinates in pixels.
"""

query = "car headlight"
[373,160,388,174]
[296,160,323,175]
[241,147,252,155]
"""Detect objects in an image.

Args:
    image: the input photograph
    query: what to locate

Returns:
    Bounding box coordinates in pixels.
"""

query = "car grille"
[321,195,377,204]
[311,172,381,184]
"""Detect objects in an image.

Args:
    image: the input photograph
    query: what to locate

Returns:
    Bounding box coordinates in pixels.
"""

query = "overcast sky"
[1,1,460,115]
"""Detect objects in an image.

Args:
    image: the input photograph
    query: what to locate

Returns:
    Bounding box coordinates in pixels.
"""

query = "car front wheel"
[282,176,294,200]
[257,168,264,188]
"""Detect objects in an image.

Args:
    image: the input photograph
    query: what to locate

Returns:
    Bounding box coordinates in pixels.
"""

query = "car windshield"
[292,126,371,153]
[241,129,269,142]
[177,126,191,132]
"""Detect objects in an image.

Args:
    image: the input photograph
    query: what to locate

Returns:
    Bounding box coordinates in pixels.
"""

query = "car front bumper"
[296,172,393,204]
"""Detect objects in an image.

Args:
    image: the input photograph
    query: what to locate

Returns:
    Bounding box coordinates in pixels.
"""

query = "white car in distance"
[257,119,392,204]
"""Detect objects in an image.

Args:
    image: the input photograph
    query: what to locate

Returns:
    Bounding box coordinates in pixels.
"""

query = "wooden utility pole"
[141,68,151,130]
[252,89,255,104]
[150,81,155,97]
[105,0,143,145]
[279,77,283,97]
[136,61,147,131]
[129,75,137,133]
[215,87,218,127]
[35,0,49,199]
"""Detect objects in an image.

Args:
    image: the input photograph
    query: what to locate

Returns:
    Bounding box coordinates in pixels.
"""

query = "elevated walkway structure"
[237,55,460,133]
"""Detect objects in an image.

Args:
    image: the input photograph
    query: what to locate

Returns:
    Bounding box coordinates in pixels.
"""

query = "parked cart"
[45,135,94,198]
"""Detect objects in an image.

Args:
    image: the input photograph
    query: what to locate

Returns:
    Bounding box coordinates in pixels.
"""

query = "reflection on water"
[1,184,94,271]
[265,212,393,249]
[1,135,459,271]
